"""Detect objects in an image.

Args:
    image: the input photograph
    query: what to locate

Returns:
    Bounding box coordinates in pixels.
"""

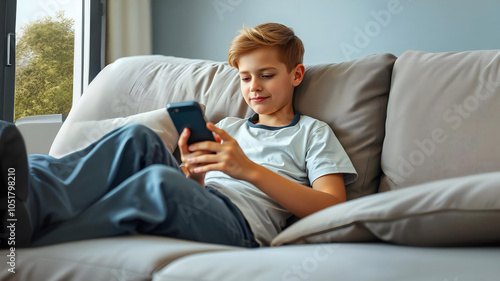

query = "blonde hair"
[228,23,304,72]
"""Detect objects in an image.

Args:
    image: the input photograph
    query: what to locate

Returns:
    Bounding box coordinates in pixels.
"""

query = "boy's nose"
[250,81,262,92]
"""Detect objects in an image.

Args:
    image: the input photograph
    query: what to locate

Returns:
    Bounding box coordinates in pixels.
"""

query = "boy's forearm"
[244,164,344,218]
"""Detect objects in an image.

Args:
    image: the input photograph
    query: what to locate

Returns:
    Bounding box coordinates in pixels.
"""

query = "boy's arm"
[245,165,346,218]
[187,123,347,218]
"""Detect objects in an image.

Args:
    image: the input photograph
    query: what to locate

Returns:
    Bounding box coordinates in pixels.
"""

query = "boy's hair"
[228,23,304,72]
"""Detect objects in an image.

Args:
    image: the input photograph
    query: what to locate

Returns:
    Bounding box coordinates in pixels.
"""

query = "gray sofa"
[1,50,499,280]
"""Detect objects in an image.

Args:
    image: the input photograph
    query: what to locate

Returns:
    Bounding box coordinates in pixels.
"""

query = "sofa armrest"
[15,114,63,155]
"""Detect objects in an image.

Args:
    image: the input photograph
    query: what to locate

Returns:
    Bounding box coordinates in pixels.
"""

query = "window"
[14,0,80,121]
[0,0,105,123]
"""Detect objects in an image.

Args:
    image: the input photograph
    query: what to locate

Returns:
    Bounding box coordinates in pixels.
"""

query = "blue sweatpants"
[26,124,258,248]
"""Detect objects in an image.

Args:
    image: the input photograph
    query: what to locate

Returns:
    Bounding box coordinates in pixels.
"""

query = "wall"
[152,0,499,64]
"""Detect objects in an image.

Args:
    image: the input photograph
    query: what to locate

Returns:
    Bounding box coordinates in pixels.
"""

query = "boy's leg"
[27,124,183,243]
[32,165,258,248]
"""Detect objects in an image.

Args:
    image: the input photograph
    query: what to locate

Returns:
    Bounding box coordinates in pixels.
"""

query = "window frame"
[74,0,106,105]
[0,0,17,122]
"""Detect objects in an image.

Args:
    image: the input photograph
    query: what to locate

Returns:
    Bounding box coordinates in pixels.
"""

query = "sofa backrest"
[380,50,500,191]
[50,54,396,200]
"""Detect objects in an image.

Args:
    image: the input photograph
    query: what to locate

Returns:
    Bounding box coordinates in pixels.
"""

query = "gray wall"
[152,0,499,64]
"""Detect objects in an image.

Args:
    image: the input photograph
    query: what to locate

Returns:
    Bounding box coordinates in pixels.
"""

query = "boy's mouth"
[250,97,269,103]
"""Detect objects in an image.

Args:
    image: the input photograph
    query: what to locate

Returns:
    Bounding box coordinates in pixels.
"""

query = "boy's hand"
[185,122,257,181]
[178,128,212,186]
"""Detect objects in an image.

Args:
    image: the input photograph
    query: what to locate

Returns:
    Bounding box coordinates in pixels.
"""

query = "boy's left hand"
[186,122,256,181]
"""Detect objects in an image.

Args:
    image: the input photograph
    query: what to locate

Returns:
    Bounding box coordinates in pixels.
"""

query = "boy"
[1,23,356,248]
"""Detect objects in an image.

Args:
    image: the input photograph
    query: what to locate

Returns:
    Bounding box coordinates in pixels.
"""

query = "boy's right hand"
[178,128,211,186]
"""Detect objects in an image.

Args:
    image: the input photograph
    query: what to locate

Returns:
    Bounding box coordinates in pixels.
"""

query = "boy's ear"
[292,64,305,87]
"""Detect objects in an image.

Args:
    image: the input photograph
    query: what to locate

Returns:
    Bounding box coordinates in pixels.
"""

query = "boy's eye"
[262,74,274,79]
[241,77,250,82]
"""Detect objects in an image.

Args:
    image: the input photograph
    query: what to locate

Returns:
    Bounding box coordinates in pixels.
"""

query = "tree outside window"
[15,11,74,121]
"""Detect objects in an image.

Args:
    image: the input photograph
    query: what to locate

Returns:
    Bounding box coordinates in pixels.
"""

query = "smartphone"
[166,101,216,145]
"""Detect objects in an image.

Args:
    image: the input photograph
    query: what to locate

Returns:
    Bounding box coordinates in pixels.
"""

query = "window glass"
[15,1,80,121]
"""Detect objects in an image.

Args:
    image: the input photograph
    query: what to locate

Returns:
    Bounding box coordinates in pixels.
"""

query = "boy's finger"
[188,153,218,165]
[188,140,219,153]
[178,128,190,154]
[207,122,232,141]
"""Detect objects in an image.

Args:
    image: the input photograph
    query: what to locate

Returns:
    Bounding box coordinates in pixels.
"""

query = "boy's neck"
[253,110,296,127]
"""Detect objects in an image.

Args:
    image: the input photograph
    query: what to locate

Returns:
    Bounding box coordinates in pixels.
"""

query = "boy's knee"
[121,123,155,137]
[119,124,164,146]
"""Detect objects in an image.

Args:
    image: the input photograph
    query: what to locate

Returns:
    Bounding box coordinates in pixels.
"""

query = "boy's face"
[237,47,303,119]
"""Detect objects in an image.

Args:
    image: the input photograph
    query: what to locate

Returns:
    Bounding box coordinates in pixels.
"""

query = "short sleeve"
[305,123,358,185]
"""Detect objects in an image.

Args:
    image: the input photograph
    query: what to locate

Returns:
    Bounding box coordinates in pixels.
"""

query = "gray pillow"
[272,172,500,247]
[380,50,500,190]
[295,54,397,200]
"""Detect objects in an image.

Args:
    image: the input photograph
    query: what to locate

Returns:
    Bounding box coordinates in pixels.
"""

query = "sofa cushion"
[0,235,239,281]
[154,243,500,281]
[271,172,500,247]
[380,49,500,190]
[294,53,396,199]
[50,108,179,157]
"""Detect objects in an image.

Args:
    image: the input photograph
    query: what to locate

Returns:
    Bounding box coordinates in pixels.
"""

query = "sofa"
[1,49,499,280]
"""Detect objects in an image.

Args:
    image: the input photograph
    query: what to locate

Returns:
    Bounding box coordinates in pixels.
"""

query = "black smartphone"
[166,101,216,145]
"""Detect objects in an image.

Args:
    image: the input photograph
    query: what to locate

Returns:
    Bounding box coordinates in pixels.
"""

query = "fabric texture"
[205,114,357,246]
[271,172,500,247]
[50,108,178,157]
[0,236,239,281]
[29,124,257,248]
[380,49,500,190]
[155,243,500,281]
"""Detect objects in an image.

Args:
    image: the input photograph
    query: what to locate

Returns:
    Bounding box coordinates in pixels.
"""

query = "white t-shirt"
[204,113,357,246]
